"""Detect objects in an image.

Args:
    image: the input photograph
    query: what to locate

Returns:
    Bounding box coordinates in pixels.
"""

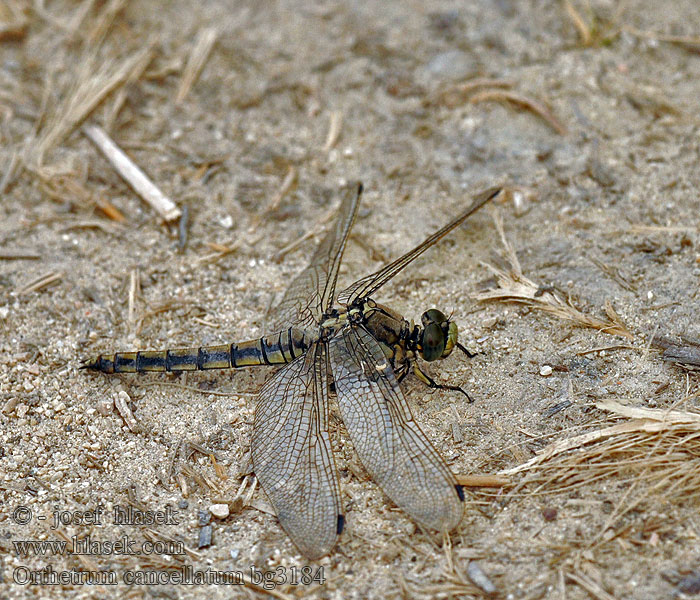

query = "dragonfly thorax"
[358,300,410,348]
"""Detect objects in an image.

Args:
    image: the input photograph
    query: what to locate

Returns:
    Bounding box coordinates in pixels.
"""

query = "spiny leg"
[456,342,477,359]
[412,362,473,403]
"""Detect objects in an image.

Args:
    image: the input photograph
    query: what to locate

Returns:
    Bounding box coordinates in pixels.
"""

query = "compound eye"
[421,309,447,328]
[442,321,459,357]
[421,323,446,362]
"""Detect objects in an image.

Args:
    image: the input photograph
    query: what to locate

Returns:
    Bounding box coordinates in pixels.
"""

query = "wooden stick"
[83,124,181,223]
[456,474,511,488]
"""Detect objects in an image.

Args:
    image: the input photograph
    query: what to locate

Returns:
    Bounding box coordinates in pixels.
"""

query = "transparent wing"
[328,324,463,533]
[251,342,342,559]
[337,187,501,306]
[266,183,362,333]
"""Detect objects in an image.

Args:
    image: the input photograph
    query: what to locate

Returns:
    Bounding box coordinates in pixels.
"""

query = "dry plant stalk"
[474,211,633,340]
[470,89,567,135]
[175,26,218,104]
[563,0,592,46]
[623,24,700,52]
[322,111,343,153]
[455,474,510,488]
[15,270,64,296]
[86,0,127,46]
[248,165,298,230]
[428,78,514,108]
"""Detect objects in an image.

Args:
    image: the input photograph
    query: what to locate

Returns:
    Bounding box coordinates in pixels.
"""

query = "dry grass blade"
[588,256,636,292]
[0,150,20,194]
[0,249,41,260]
[15,270,64,295]
[563,0,592,46]
[624,224,698,234]
[142,527,201,561]
[427,78,514,108]
[470,89,567,135]
[271,203,338,263]
[94,196,126,222]
[322,110,343,152]
[565,571,617,600]
[86,0,127,46]
[248,166,298,230]
[474,211,633,340]
[26,46,154,168]
[175,26,218,103]
[179,463,221,495]
[623,24,700,51]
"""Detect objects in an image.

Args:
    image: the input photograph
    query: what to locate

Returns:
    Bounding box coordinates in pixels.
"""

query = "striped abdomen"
[82,328,312,374]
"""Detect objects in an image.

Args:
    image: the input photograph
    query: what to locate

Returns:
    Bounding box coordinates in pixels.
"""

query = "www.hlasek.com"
[12,565,326,588]
[13,534,185,557]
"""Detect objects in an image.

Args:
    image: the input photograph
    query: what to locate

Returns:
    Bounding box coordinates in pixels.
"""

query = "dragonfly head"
[419,309,459,362]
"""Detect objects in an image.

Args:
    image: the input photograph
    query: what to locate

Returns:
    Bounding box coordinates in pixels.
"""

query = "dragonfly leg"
[412,363,473,403]
[396,367,409,385]
[456,342,477,359]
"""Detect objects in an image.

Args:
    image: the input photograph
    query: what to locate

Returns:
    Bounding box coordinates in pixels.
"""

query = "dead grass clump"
[26,47,153,170]
[474,210,634,340]
[503,398,700,514]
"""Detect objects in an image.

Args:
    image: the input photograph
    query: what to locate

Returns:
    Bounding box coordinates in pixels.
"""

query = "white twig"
[83,124,181,223]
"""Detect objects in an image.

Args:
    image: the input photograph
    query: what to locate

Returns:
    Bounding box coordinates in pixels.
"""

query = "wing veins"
[251,343,341,559]
[266,183,362,332]
[338,187,500,305]
[328,325,463,533]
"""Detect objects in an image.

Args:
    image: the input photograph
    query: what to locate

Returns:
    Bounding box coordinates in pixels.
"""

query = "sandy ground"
[1,1,700,598]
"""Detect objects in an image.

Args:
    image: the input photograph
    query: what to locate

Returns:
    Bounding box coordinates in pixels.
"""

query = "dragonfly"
[84,183,501,559]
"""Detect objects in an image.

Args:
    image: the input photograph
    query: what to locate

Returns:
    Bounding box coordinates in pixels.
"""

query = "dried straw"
[474,210,633,340]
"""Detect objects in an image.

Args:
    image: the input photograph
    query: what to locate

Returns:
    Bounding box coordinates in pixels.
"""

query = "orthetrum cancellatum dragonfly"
[84,183,501,558]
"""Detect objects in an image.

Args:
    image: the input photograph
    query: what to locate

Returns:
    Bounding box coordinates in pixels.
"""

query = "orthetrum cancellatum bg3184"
[84,183,501,558]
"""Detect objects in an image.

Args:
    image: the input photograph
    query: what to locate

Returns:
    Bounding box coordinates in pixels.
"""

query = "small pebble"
[482,316,498,329]
[2,397,19,414]
[542,507,558,521]
[467,561,496,595]
[197,525,213,549]
[209,503,230,519]
[512,190,527,216]
[425,50,477,80]
[114,391,138,432]
[96,398,114,416]
[540,365,553,377]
